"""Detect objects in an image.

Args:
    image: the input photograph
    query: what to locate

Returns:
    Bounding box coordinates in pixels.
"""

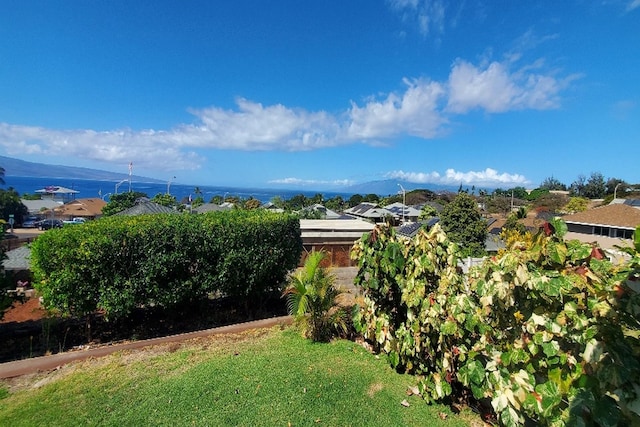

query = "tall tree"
[439,193,486,257]
[582,172,606,199]
[0,166,5,186]
[269,195,285,209]
[324,195,344,212]
[102,191,147,216]
[151,193,177,207]
[0,188,28,225]
[569,174,586,197]
[540,176,567,191]
[362,193,380,203]
[348,194,363,207]
[286,194,308,210]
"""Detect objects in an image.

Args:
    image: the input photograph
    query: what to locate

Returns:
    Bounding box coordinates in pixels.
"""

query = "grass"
[0,327,478,426]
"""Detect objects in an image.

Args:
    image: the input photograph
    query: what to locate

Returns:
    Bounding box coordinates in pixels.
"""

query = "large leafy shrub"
[352,221,640,426]
[31,210,302,319]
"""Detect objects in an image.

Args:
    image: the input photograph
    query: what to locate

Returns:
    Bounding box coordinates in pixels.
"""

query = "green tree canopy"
[151,193,178,208]
[348,194,363,207]
[102,191,147,216]
[439,193,486,257]
[0,187,29,224]
[582,172,606,199]
[418,204,438,219]
[540,176,567,191]
[324,195,344,212]
[562,196,589,214]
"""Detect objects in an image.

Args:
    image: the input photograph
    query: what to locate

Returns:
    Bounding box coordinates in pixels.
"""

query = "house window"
[593,226,611,236]
[618,229,633,239]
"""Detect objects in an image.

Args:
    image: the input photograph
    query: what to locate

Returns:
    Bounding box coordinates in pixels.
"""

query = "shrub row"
[31,211,302,319]
[351,221,640,426]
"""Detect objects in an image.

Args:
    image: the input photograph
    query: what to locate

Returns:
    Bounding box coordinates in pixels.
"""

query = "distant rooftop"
[35,185,79,195]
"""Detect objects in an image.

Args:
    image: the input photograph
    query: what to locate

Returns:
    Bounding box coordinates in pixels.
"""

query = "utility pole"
[398,183,406,224]
[167,176,176,195]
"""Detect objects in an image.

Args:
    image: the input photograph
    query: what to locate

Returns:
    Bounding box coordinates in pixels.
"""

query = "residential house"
[344,202,398,224]
[395,218,439,238]
[300,204,344,219]
[563,204,640,248]
[262,202,284,213]
[34,185,79,203]
[193,203,234,214]
[116,201,177,216]
[300,218,374,266]
[52,198,107,220]
[384,202,421,223]
[21,199,62,216]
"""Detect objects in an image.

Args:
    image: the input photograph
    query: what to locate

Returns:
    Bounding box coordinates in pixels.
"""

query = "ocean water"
[3,176,352,204]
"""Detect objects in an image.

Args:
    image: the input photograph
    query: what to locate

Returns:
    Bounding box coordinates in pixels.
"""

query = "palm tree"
[0,166,5,186]
[283,251,348,342]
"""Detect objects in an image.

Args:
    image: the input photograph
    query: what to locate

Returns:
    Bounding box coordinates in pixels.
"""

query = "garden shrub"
[283,250,349,342]
[31,210,302,319]
[351,221,640,426]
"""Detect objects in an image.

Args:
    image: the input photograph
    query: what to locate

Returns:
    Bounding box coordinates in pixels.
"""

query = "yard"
[0,327,482,426]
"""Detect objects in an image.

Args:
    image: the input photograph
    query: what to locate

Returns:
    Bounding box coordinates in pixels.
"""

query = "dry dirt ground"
[1,298,47,323]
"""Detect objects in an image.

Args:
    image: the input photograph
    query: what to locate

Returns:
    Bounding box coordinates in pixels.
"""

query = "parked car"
[63,217,86,225]
[38,219,64,230]
[21,216,40,228]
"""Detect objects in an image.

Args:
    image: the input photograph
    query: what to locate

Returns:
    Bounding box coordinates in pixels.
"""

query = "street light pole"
[614,183,622,200]
[398,183,406,224]
[167,176,176,195]
[115,179,127,194]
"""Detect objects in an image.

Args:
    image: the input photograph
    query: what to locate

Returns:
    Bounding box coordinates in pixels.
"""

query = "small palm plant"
[283,251,348,342]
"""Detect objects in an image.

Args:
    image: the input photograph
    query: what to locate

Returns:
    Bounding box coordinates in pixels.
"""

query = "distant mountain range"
[0,155,486,196]
[343,179,484,196]
[0,156,161,183]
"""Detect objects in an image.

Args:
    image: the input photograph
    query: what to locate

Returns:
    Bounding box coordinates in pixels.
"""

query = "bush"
[351,220,640,426]
[283,251,348,342]
[31,211,302,319]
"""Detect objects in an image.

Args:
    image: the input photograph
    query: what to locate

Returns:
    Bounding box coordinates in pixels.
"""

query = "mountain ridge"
[1,155,490,196]
[0,156,162,183]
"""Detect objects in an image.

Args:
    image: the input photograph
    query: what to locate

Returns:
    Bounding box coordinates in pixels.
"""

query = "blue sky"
[1,1,638,191]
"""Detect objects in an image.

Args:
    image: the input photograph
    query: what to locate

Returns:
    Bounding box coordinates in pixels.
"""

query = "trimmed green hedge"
[31,211,302,319]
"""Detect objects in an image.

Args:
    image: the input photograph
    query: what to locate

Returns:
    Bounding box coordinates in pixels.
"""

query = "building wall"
[300,242,358,267]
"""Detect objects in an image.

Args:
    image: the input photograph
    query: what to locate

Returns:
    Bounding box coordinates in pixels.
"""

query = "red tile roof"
[54,198,107,218]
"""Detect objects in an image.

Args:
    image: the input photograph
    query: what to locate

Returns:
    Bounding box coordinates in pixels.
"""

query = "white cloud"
[387,168,530,186]
[347,78,446,140]
[187,98,342,151]
[0,123,202,171]
[268,177,355,187]
[0,51,574,172]
[446,59,576,113]
[627,0,640,11]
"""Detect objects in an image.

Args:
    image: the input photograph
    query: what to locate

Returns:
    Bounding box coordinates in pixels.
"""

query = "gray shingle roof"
[3,246,31,271]
[116,202,177,215]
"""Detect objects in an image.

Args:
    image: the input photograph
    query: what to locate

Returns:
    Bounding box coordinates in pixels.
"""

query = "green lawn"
[0,327,476,426]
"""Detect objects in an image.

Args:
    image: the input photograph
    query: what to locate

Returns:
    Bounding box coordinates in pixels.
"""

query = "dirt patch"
[1,298,47,324]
